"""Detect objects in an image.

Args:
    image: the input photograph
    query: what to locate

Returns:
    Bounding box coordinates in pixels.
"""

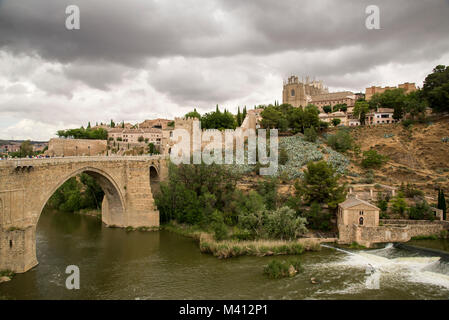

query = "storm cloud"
[0,0,448,140]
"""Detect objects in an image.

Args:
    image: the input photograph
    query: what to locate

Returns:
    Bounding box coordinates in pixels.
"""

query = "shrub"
[279,147,289,165]
[263,258,303,279]
[361,149,388,169]
[326,129,353,153]
[408,201,435,221]
[265,207,308,240]
[211,211,229,241]
[304,127,317,142]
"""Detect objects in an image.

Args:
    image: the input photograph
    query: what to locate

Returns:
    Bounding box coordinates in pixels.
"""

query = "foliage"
[296,161,347,209]
[408,201,435,221]
[305,202,332,231]
[326,128,353,153]
[57,127,108,140]
[260,103,321,133]
[422,65,449,113]
[47,174,104,213]
[279,147,289,165]
[304,127,317,142]
[361,149,388,169]
[154,162,241,225]
[264,207,308,240]
[390,193,407,216]
[331,118,341,127]
[438,189,447,220]
[211,210,229,241]
[400,183,424,198]
[323,105,332,114]
[263,258,303,279]
[353,101,370,125]
[201,106,237,130]
[369,88,407,121]
[185,108,202,120]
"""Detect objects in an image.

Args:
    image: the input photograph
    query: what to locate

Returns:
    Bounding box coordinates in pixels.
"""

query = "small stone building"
[337,196,410,247]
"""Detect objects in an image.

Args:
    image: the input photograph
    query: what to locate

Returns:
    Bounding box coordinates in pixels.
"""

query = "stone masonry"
[0,156,167,273]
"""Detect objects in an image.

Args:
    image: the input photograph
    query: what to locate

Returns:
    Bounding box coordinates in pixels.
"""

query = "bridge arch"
[38,166,126,227]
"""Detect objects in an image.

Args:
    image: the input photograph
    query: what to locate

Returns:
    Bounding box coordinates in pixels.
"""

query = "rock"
[288,265,297,277]
[310,277,319,284]
[0,276,11,283]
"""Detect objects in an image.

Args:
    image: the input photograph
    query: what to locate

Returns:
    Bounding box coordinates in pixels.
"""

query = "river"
[1,209,449,300]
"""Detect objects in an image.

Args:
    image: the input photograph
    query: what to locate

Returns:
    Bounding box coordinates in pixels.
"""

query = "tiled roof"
[339,197,379,210]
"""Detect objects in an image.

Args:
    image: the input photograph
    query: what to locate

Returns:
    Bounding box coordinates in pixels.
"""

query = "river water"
[1,209,449,300]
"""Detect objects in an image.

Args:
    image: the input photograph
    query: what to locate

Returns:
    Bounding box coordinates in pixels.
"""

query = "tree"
[438,189,447,220]
[327,129,353,153]
[391,193,407,216]
[369,88,407,121]
[323,105,332,114]
[185,108,201,120]
[19,140,34,157]
[110,119,115,128]
[422,65,449,113]
[201,109,236,130]
[408,201,435,221]
[236,106,242,126]
[138,136,144,143]
[404,90,427,120]
[265,207,308,240]
[261,106,284,129]
[353,101,370,125]
[296,161,347,209]
[331,118,341,127]
[148,143,155,154]
[361,149,388,169]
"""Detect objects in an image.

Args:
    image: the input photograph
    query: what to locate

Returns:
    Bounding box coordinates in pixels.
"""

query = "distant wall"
[381,219,448,238]
[47,138,107,157]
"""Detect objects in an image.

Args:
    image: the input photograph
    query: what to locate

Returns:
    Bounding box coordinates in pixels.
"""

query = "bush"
[408,201,435,221]
[361,149,388,169]
[211,211,229,241]
[326,129,353,153]
[304,127,317,142]
[263,258,303,279]
[279,147,289,165]
[305,202,332,231]
[265,207,308,240]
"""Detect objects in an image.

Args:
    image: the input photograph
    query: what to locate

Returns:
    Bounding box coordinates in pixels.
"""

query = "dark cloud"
[0,0,448,139]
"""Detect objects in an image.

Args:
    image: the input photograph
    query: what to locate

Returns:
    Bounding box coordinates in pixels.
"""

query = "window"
[359,217,364,225]
[359,211,364,215]
[291,89,295,97]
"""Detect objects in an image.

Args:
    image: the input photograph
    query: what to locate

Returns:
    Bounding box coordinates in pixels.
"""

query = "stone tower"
[282,75,328,108]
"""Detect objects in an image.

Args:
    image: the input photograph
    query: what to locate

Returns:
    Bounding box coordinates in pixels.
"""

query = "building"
[139,118,173,130]
[108,128,162,146]
[319,111,348,126]
[311,91,356,110]
[365,82,417,100]
[282,75,328,108]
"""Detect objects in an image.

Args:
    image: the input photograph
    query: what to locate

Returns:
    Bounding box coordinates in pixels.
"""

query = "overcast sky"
[0,0,448,141]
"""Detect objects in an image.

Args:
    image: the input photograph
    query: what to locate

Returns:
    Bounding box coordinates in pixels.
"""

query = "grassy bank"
[163,222,323,259]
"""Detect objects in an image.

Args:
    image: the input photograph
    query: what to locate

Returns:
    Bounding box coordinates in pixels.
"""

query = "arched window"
[359,217,364,225]
[291,89,295,97]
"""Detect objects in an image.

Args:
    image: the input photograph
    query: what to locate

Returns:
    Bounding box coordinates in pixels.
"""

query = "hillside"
[341,114,449,197]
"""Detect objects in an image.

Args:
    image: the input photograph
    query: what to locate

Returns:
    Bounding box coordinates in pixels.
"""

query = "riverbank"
[163,222,336,258]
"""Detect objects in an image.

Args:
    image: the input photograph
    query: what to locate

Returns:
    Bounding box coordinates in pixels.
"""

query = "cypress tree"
[237,106,242,126]
[438,189,447,220]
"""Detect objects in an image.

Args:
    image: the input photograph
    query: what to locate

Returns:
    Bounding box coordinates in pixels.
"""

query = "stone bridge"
[0,155,168,273]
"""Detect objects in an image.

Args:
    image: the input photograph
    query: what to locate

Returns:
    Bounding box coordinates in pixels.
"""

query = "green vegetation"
[361,149,388,169]
[201,105,237,130]
[0,270,15,279]
[8,140,35,158]
[185,108,201,119]
[438,189,447,220]
[260,103,326,133]
[57,127,108,140]
[47,174,104,213]
[353,101,370,125]
[263,259,303,279]
[304,127,317,142]
[349,242,367,249]
[390,193,408,217]
[400,183,424,198]
[422,65,449,113]
[295,161,347,210]
[326,128,353,153]
[408,201,435,221]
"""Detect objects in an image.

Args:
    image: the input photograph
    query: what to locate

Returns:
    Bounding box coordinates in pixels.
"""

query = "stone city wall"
[47,138,107,157]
